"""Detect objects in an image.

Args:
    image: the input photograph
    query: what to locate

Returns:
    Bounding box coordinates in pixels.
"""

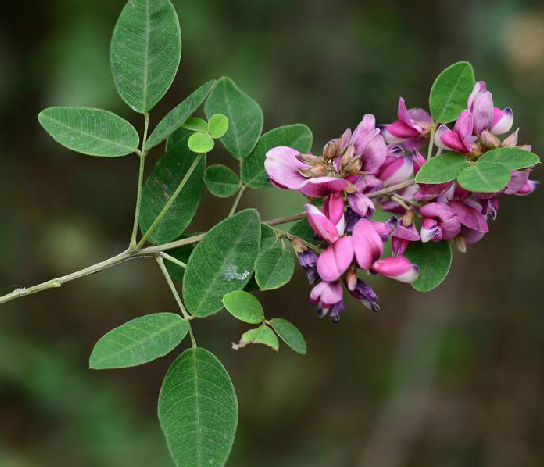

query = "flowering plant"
[0,1,539,466]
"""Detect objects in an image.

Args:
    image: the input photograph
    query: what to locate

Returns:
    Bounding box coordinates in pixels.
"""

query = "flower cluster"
[265,80,538,322]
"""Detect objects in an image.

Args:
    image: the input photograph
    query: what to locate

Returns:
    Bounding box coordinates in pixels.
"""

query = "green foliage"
[457,163,511,193]
[208,114,229,139]
[260,224,279,251]
[289,219,322,247]
[38,107,139,157]
[145,80,217,150]
[405,241,452,292]
[158,348,238,467]
[139,132,205,244]
[430,61,475,123]
[204,77,263,160]
[255,247,295,290]
[269,318,307,355]
[241,124,313,189]
[478,147,540,171]
[222,291,264,324]
[111,0,181,113]
[183,210,261,317]
[165,243,195,282]
[238,325,279,351]
[204,165,241,198]
[416,153,469,184]
[188,132,215,153]
[182,117,209,133]
[89,313,188,369]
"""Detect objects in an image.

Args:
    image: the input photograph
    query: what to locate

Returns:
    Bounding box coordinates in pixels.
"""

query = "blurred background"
[1,0,544,466]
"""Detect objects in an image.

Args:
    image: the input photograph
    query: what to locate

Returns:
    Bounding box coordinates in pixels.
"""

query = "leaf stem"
[130,112,150,248]
[228,185,246,217]
[427,124,436,161]
[156,256,196,348]
[137,153,203,249]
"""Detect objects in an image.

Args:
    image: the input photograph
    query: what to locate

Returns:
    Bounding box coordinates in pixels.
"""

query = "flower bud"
[454,235,467,253]
[323,141,340,160]
[401,210,416,227]
[300,164,328,178]
[480,130,501,149]
[292,238,306,254]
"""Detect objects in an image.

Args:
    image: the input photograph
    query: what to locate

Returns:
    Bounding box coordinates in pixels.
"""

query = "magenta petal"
[322,193,345,225]
[317,237,354,282]
[468,81,487,110]
[515,180,540,196]
[352,219,383,270]
[449,201,488,232]
[461,227,486,245]
[412,151,426,175]
[388,121,420,139]
[504,170,530,194]
[361,134,388,174]
[454,110,474,140]
[408,108,431,124]
[395,223,420,241]
[440,131,468,153]
[310,281,343,306]
[472,92,494,133]
[305,204,339,243]
[371,256,419,283]
[299,177,348,197]
[378,156,413,187]
[264,146,309,189]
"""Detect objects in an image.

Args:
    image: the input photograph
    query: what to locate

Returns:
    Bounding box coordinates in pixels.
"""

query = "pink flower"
[352,219,384,270]
[377,151,414,187]
[419,203,461,242]
[347,191,375,218]
[392,223,420,256]
[382,98,432,150]
[449,199,489,233]
[468,81,513,135]
[265,146,348,197]
[305,204,340,244]
[317,237,354,282]
[371,257,419,283]
[310,281,344,322]
[435,110,475,154]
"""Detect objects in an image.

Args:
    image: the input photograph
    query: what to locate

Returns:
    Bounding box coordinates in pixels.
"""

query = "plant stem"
[228,185,246,217]
[368,180,415,198]
[137,154,203,249]
[427,124,436,161]
[156,257,196,348]
[160,252,187,269]
[130,112,150,248]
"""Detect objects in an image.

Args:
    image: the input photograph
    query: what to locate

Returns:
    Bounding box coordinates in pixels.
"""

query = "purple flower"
[435,110,475,154]
[382,98,432,150]
[347,191,375,218]
[348,279,380,312]
[297,249,319,284]
[449,198,489,233]
[392,222,420,256]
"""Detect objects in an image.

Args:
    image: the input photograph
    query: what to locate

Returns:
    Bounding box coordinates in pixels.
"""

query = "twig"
[228,185,246,217]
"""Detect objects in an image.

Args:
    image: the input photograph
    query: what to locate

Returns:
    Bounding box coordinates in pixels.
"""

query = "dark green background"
[1,0,544,466]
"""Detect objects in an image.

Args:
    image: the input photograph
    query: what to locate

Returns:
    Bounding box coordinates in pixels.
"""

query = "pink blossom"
[382,98,432,150]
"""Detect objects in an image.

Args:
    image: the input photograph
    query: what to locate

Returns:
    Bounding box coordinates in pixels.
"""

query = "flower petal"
[305,204,339,243]
[371,256,419,283]
[353,219,383,269]
[317,237,354,282]
[264,146,309,189]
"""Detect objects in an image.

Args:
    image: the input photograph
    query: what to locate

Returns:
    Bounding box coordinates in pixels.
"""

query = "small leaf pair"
[186,114,229,154]
[416,148,540,193]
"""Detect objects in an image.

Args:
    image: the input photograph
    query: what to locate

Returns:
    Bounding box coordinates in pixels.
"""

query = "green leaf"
[204,77,263,160]
[145,80,216,150]
[208,114,229,139]
[457,163,511,193]
[204,165,241,198]
[158,348,237,467]
[289,218,322,247]
[429,61,475,123]
[222,291,264,324]
[139,131,205,244]
[405,241,452,292]
[415,153,470,184]
[188,132,214,153]
[260,224,278,251]
[111,0,181,113]
[241,124,313,189]
[269,318,306,355]
[89,313,188,369]
[255,247,295,291]
[236,325,279,351]
[165,243,195,282]
[183,209,261,317]
[477,147,540,171]
[38,107,139,157]
[182,117,209,133]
